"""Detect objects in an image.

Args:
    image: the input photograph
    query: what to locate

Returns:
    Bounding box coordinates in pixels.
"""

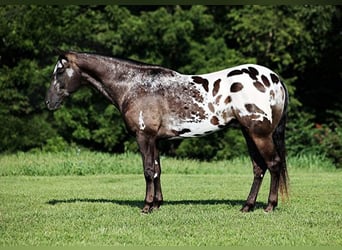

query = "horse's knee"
[266,155,281,173]
[144,168,155,181]
[253,164,266,178]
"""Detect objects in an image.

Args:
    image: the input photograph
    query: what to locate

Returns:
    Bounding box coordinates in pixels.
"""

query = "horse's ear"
[53,48,69,61]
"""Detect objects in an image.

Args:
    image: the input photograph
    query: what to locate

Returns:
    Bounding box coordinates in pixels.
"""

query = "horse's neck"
[76,53,180,111]
[77,54,135,109]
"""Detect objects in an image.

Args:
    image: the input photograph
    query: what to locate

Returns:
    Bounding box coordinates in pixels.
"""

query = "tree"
[0,5,340,167]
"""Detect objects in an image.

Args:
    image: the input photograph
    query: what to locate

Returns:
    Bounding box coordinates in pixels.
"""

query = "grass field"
[0,152,341,246]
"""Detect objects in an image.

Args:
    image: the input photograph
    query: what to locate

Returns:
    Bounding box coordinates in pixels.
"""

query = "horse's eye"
[56,66,66,75]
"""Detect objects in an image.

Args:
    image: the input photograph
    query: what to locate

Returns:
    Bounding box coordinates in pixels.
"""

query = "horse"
[46,51,289,213]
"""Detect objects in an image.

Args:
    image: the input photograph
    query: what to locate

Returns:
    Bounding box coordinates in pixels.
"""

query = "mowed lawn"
[0,152,341,246]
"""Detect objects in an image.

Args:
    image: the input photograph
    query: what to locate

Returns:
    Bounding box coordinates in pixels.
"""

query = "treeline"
[0,5,341,167]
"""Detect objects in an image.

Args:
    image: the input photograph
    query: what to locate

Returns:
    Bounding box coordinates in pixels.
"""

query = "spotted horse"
[46,51,289,213]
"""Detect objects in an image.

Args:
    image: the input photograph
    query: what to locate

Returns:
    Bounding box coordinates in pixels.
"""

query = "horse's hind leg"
[254,135,282,212]
[241,127,282,212]
[241,128,267,212]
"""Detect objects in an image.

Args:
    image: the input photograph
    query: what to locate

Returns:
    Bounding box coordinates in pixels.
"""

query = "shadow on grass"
[47,198,266,210]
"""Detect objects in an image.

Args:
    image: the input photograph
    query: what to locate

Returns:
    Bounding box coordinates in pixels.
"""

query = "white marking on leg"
[154,161,159,179]
[139,111,145,130]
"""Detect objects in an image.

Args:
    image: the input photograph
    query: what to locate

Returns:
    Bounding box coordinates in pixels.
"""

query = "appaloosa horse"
[46,51,289,213]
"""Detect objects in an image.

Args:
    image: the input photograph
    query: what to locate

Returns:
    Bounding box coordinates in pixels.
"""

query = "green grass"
[0,152,341,246]
[0,151,336,176]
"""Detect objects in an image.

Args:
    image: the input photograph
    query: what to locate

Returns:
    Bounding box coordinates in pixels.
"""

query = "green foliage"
[287,112,342,168]
[312,124,342,168]
[0,5,341,167]
[42,136,72,153]
[175,128,248,161]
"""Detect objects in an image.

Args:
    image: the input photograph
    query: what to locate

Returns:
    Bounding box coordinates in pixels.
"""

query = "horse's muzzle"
[45,99,61,111]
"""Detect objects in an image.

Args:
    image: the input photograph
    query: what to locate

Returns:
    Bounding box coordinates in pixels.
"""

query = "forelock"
[53,58,68,74]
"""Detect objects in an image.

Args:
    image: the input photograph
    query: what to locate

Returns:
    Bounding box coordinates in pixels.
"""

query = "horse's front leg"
[137,133,162,213]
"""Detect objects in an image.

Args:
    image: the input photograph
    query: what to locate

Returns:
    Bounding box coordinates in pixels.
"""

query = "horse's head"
[45,52,82,110]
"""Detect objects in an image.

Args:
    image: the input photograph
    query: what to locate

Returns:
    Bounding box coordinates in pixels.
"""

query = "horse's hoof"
[264,205,276,212]
[264,207,273,212]
[141,204,153,214]
[153,200,163,209]
[240,204,254,212]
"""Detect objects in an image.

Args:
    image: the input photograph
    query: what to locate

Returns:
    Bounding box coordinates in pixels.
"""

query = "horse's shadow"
[47,198,266,210]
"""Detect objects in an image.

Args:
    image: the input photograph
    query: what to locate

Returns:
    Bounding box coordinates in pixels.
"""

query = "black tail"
[272,84,289,201]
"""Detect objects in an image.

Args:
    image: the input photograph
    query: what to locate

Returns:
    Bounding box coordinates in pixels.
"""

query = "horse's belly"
[168,115,234,138]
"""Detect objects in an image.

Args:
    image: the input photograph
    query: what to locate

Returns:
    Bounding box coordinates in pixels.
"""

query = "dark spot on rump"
[215,95,222,104]
[204,131,212,134]
[241,68,257,80]
[253,81,266,93]
[228,67,258,80]
[241,68,249,74]
[270,73,280,84]
[212,79,221,97]
[227,70,243,77]
[208,102,215,113]
[248,66,259,77]
[261,75,270,87]
[210,116,219,125]
[245,103,267,115]
[202,82,209,92]
[230,82,243,92]
[218,125,226,129]
[192,76,209,92]
[224,96,232,104]
[192,76,204,83]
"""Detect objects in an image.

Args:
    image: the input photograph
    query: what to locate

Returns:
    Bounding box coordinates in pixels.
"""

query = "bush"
[0,114,56,152]
[174,128,248,161]
[286,112,342,168]
[313,124,342,168]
